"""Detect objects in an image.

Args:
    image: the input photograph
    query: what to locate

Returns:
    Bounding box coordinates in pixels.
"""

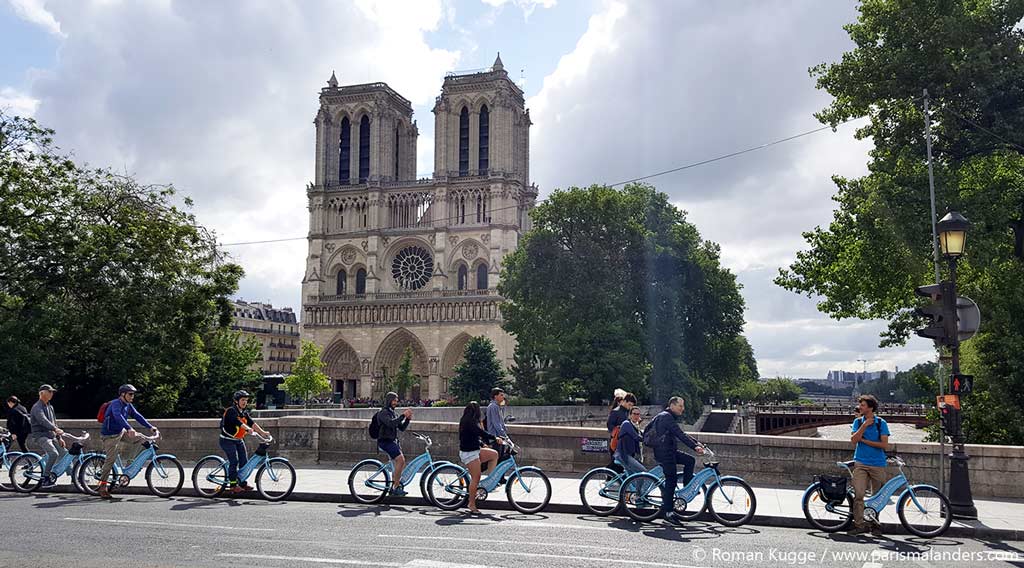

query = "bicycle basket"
[255,443,269,456]
[815,474,847,503]
[68,442,84,456]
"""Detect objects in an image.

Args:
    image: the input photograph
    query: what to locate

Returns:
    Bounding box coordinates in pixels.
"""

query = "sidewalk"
[30,465,1024,540]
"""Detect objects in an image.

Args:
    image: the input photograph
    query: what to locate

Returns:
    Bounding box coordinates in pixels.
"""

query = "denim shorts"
[378,439,402,459]
[459,450,481,465]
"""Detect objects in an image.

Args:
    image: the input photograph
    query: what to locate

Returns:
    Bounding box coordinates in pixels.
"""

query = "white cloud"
[7,0,64,36]
[480,0,556,20]
[26,0,459,313]
[0,86,40,117]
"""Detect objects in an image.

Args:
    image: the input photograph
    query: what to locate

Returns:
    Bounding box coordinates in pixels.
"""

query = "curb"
[25,485,1021,541]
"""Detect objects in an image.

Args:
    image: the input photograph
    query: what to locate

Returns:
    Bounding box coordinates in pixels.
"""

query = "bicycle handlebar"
[252,432,273,444]
[62,431,89,442]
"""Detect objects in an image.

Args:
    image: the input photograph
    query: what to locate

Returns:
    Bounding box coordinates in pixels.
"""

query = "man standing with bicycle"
[848,394,890,537]
[646,396,704,525]
[97,384,158,499]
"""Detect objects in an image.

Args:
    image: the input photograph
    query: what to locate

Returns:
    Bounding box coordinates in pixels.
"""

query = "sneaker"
[391,487,408,497]
[238,482,254,491]
[847,525,871,536]
[40,478,57,489]
[99,485,111,500]
[663,512,684,525]
[230,485,245,495]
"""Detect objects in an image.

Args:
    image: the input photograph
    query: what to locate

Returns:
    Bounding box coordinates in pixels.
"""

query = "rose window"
[391,246,434,290]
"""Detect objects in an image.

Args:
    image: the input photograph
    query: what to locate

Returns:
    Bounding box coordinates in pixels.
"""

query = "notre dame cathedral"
[301,54,537,401]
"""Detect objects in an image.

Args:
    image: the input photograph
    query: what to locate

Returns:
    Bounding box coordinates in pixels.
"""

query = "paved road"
[1,493,1021,568]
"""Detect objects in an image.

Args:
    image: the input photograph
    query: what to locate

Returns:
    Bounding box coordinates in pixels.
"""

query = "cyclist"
[376,391,412,496]
[220,390,271,494]
[606,390,636,472]
[615,406,645,475]
[97,384,158,499]
[6,396,31,452]
[458,401,499,514]
[848,394,890,537]
[647,396,704,524]
[28,384,65,488]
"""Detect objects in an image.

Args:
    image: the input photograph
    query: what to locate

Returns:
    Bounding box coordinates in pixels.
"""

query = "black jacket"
[607,406,628,434]
[7,404,31,436]
[650,410,699,462]
[376,407,410,442]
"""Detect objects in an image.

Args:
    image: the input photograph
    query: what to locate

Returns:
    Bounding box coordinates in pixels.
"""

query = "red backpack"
[96,400,115,423]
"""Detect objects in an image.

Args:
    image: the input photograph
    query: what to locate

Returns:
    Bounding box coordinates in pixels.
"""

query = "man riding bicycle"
[220,390,271,494]
[646,396,704,524]
[28,385,65,488]
[376,391,412,496]
[97,384,158,499]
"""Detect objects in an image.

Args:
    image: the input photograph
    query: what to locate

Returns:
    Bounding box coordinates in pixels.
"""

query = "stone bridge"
[749,404,929,435]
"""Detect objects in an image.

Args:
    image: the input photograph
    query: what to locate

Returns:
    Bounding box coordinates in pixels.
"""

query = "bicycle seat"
[836,460,855,470]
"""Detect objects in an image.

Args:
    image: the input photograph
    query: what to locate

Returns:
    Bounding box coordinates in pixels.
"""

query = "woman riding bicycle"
[615,406,644,475]
[458,401,499,514]
[219,390,270,494]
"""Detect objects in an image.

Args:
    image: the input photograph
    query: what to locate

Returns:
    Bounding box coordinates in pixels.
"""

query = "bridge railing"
[751,404,928,416]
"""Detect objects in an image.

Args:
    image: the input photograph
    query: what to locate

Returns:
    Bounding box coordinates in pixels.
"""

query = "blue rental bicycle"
[618,446,757,526]
[425,436,552,514]
[78,431,184,498]
[802,455,951,538]
[580,460,677,517]
[9,432,95,493]
[192,433,296,501]
[0,428,24,491]
[348,431,451,505]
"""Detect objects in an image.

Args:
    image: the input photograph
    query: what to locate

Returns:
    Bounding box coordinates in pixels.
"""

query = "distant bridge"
[751,404,929,435]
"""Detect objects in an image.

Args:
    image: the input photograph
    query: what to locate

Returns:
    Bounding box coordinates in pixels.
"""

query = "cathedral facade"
[301,55,537,401]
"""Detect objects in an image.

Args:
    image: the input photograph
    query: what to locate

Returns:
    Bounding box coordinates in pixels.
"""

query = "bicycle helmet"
[118,384,138,395]
[233,390,251,403]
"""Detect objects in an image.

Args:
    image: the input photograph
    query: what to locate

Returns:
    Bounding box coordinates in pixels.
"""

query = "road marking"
[63,517,274,532]
[379,515,622,532]
[403,561,498,568]
[386,544,709,568]
[219,555,400,566]
[378,534,621,553]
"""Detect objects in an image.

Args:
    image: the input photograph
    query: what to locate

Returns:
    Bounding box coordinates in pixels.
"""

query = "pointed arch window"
[478,105,489,174]
[336,269,347,296]
[355,268,367,295]
[358,115,370,183]
[457,265,468,291]
[339,117,351,184]
[476,264,488,290]
[458,106,469,176]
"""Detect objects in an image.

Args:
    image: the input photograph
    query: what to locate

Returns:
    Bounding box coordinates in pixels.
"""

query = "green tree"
[450,336,505,403]
[500,183,753,410]
[761,377,804,403]
[0,112,243,417]
[176,330,263,416]
[283,341,330,406]
[392,347,418,399]
[508,343,542,398]
[774,0,1024,444]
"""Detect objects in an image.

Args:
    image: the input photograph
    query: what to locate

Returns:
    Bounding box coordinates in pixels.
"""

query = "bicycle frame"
[836,459,932,517]
[364,449,441,491]
[106,435,177,481]
[19,434,95,482]
[201,435,288,487]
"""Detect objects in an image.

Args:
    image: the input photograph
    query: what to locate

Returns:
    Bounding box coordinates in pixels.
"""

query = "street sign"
[580,437,609,453]
[950,374,974,396]
[937,394,961,410]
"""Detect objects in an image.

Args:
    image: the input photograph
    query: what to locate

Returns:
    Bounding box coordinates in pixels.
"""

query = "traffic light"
[914,282,957,345]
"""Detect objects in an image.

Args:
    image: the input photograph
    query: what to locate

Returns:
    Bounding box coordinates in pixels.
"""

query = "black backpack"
[368,410,381,440]
[642,418,663,448]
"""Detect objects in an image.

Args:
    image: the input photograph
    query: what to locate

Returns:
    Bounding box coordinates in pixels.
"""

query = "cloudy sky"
[0,0,939,379]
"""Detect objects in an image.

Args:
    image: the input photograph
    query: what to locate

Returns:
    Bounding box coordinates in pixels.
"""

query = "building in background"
[229,300,300,375]
[301,54,538,400]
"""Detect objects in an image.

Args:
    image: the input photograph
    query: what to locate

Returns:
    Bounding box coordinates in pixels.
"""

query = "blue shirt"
[852,415,890,467]
[485,401,507,437]
[101,398,154,436]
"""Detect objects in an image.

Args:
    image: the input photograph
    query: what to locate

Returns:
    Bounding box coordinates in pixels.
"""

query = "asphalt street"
[0,492,1021,568]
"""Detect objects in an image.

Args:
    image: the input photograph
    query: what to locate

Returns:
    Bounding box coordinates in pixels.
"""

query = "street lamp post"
[938,210,977,519]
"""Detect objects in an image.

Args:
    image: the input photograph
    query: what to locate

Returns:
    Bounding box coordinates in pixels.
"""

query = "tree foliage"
[0,112,243,417]
[508,343,543,399]
[283,341,331,405]
[500,183,754,409]
[176,330,263,416]
[858,362,935,404]
[450,336,505,403]
[392,347,418,399]
[774,0,1024,444]
[726,377,803,404]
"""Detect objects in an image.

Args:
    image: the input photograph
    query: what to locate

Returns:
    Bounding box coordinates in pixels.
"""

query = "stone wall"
[55,418,1024,499]
[252,404,662,426]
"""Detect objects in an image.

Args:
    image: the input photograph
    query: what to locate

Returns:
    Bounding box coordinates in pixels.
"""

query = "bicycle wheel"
[146,456,184,497]
[0,453,22,491]
[580,468,622,516]
[10,454,42,493]
[425,464,468,511]
[191,456,227,498]
[506,467,551,514]
[77,454,106,496]
[620,472,663,522]
[347,460,391,505]
[898,485,951,538]
[706,478,756,527]
[256,458,296,501]
[801,482,853,532]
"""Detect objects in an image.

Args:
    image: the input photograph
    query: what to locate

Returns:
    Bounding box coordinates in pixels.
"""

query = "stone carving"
[324,242,336,252]
[381,236,390,245]
[429,357,439,374]
[361,240,368,251]
[480,234,490,244]
[362,359,370,373]
[462,243,479,259]
[449,235,459,245]
[340,248,357,265]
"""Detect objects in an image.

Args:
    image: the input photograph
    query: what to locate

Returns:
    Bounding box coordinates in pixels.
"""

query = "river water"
[814,422,929,443]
